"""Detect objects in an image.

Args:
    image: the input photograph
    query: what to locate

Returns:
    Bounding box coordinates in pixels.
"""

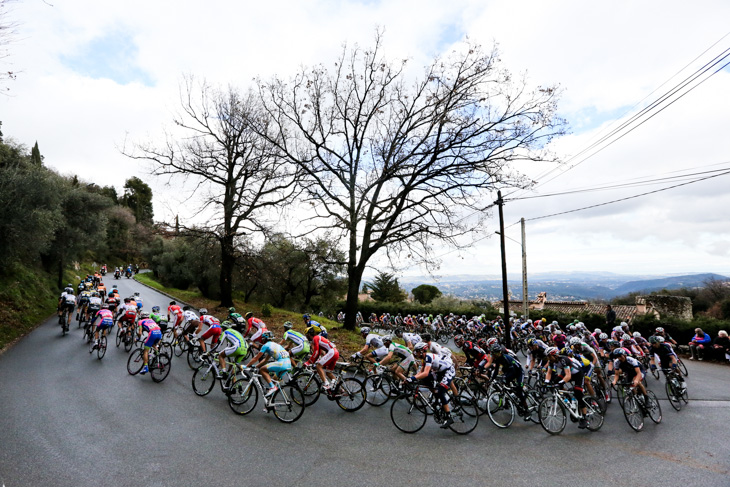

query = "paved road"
[1,277,729,487]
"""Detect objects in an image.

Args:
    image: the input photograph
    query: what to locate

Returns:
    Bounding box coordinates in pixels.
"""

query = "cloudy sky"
[2,0,730,279]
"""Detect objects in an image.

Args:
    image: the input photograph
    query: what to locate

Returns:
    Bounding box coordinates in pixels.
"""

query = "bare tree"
[126,76,299,307]
[257,34,567,329]
[0,0,19,93]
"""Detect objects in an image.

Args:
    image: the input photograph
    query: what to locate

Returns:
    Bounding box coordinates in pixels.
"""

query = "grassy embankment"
[0,262,99,351]
[134,272,364,356]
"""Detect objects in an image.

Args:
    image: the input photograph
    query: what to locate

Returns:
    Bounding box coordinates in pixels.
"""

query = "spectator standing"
[605,305,616,327]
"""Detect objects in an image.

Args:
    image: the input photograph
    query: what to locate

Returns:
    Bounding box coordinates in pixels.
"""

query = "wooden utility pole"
[496,191,510,349]
[521,217,528,319]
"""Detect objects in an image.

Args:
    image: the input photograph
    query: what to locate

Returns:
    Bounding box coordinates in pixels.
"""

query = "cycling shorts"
[265,358,292,378]
[290,341,311,357]
[432,366,456,389]
[251,327,266,344]
[394,355,415,372]
[144,330,162,349]
[370,346,389,360]
[63,302,75,312]
[316,348,339,370]
[96,318,114,329]
[200,327,221,344]
[583,362,595,379]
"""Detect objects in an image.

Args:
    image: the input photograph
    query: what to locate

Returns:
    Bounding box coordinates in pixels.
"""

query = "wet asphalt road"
[1,276,729,487]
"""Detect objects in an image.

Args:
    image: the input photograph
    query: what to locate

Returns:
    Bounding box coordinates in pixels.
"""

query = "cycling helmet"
[199,308,208,316]
[560,347,573,356]
[621,333,631,341]
[382,335,393,344]
[454,335,465,345]
[360,327,371,335]
[140,311,150,318]
[611,348,627,358]
[476,338,488,350]
[490,344,503,355]
[420,333,432,343]
[64,287,73,294]
[607,339,619,348]
[613,326,623,333]
[228,307,236,313]
[546,346,559,357]
[648,336,659,344]
[655,327,664,333]
[526,337,536,347]
[152,306,160,313]
[245,312,253,319]
[632,332,641,338]
[283,321,293,330]
[394,328,403,337]
[599,333,608,340]
[655,336,665,343]
[568,325,576,332]
[261,331,273,342]
[302,314,310,320]
[221,320,232,328]
[113,285,117,289]
[305,326,316,336]
[594,328,601,334]
[569,337,581,346]
[134,292,140,296]
[620,322,628,328]
[413,342,428,354]
[486,337,499,347]
[535,325,543,331]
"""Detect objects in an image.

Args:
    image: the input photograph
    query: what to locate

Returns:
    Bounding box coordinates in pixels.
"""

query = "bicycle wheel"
[126,349,145,375]
[665,379,682,411]
[294,371,322,407]
[335,377,366,412]
[192,365,218,396]
[650,366,660,380]
[97,335,107,359]
[228,378,258,415]
[364,374,393,407]
[677,357,688,377]
[538,395,567,435]
[271,383,306,423]
[151,353,171,383]
[622,395,644,432]
[525,390,541,424]
[115,327,123,348]
[390,394,427,433]
[486,391,516,428]
[449,394,479,435]
[645,390,662,424]
[187,346,204,370]
[124,331,134,353]
[616,384,628,407]
[583,396,604,431]
[173,335,186,357]
[680,382,689,404]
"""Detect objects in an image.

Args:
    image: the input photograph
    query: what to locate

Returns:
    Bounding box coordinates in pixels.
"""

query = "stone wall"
[636,295,693,321]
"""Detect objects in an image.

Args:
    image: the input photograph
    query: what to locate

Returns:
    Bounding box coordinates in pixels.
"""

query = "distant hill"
[612,273,728,296]
[398,272,729,301]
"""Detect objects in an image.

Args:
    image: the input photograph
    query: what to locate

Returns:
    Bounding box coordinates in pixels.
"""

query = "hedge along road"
[0,276,729,487]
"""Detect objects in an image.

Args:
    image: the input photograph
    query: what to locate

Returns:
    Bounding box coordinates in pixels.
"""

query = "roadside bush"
[261,303,273,318]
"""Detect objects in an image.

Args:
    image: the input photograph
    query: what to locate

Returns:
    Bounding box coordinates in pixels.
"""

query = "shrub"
[261,303,273,318]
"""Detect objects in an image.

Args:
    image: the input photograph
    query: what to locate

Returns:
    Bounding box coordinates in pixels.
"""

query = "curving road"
[1,276,729,487]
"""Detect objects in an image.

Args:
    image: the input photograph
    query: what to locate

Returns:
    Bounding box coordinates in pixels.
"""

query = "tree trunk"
[344,265,364,330]
[56,255,64,290]
[219,236,235,307]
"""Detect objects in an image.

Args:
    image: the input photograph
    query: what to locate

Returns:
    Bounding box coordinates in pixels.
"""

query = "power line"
[523,168,730,222]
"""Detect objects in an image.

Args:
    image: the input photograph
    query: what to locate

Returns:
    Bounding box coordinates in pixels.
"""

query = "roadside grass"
[134,273,364,356]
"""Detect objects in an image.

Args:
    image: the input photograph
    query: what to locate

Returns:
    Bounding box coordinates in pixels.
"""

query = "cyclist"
[571,337,608,403]
[653,326,677,346]
[180,306,200,347]
[454,335,489,370]
[195,309,222,355]
[545,346,590,429]
[407,342,456,428]
[137,311,162,375]
[304,326,339,390]
[133,292,144,312]
[379,335,415,382]
[227,307,246,330]
[395,328,422,350]
[86,292,103,322]
[167,301,184,330]
[280,322,310,369]
[217,323,248,379]
[76,288,92,322]
[149,306,168,334]
[90,304,115,351]
[526,336,550,372]
[648,336,687,390]
[244,311,268,350]
[352,327,388,366]
[303,314,327,338]
[490,344,530,418]
[245,331,291,396]
[58,287,76,330]
[611,348,649,407]
[116,297,138,337]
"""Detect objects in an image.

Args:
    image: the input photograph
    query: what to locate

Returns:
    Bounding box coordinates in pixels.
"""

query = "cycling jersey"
[139,318,162,348]
[491,352,524,382]
[261,342,290,361]
[424,352,453,374]
[461,341,488,367]
[402,333,421,346]
[94,309,114,328]
[283,329,310,356]
[246,316,266,336]
[428,341,452,358]
[220,328,248,360]
[306,335,338,370]
[183,310,199,323]
[365,333,384,349]
[614,356,644,378]
[88,297,102,309]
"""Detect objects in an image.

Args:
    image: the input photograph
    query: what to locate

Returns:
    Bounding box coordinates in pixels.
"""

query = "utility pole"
[521,218,528,319]
[496,190,510,349]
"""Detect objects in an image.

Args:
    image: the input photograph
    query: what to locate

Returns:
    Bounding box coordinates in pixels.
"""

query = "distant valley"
[396,272,729,302]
